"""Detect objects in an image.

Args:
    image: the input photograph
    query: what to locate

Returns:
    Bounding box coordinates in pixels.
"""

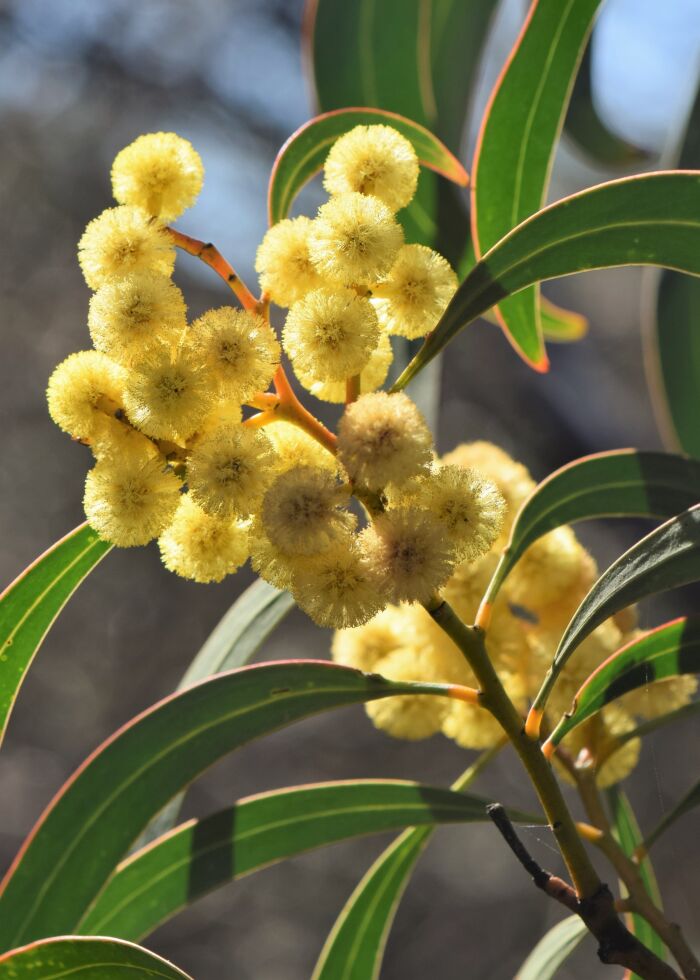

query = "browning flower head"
[158,494,248,583]
[295,329,393,403]
[187,423,277,518]
[372,244,457,339]
[360,507,457,605]
[255,216,322,307]
[191,307,280,402]
[283,287,379,383]
[309,192,403,285]
[261,465,355,556]
[364,648,448,740]
[111,132,204,222]
[83,447,181,547]
[78,205,175,291]
[47,350,126,448]
[323,125,419,212]
[337,391,433,490]
[88,271,187,366]
[290,540,385,628]
[123,342,212,443]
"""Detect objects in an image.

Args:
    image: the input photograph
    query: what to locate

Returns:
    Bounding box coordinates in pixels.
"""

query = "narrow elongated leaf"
[0,660,460,948]
[0,523,111,748]
[642,777,700,855]
[80,779,523,940]
[530,505,700,722]
[392,172,700,389]
[472,0,601,369]
[515,915,588,980]
[481,450,700,612]
[607,788,666,969]
[0,937,192,980]
[268,108,468,225]
[541,296,588,342]
[547,618,700,750]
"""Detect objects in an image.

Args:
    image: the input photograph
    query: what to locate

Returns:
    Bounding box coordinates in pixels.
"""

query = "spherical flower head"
[159,494,248,583]
[266,421,340,474]
[111,132,204,222]
[47,350,126,448]
[78,205,175,291]
[309,192,403,285]
[337,391,433,491]
[364,648,447,741]
[372,244,457,339]
[248,518,316,591]
[361,507,458,605]
[123,342,213,443]
[331,606,405,672]
[323,125,419,212]
[295,330,393,404]
[255,217,322,307]
[508,526,589,608]
[283,287,379,383]
[191,307,280,402]
[291,539,385,628]
[187,423,277,518]
[261,465,355,557]
[88,271,187,366]
[84,447,181,547]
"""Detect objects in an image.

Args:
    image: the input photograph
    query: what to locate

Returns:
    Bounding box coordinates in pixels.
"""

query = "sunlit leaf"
[0,936,192,980]
[515,915,588,980]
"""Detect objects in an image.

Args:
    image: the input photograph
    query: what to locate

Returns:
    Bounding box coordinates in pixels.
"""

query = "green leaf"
[546,618,700,750]
[607,788,666,970]
[268,108,468,225]
[392,171,700,389]
[530,505,700,721]
[541,296,588,343]
[0,660,459,948]
[643,775,700,856]
[0,523,111,749]
[311,746,507,980]
[481,450,700,612]
[515,915,588,980]
[80,779,516,941]
[644,85,700,457]
[0,937,192,980]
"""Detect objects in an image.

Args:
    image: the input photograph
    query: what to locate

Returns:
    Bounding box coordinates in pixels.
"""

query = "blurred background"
[0,1,699,977]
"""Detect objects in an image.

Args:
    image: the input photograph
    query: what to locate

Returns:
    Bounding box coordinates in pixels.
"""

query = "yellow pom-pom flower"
[331,606,405,672]
[261,465,355,557]
[295,329,393,403]
[47,350,126,448]
[83,447,181,547]
[266,421,339,474]
[78,205,175,291]
[248,519,314,591]
[88,271,187,366]
[191,307,280,402]
[255,217,322,307]
[361,507,457,605]
[283,287,379,383]
[508,526,590,608]
[123,342,212,443]
[111,132,204,222]
[372,244,457,339]
[323,125,419,212]
[158,494,248,583]
[290,540,385,628]
[365,649,448,740]
[187,423,277,518]
[337,391,432,490]
[309,192,403,285]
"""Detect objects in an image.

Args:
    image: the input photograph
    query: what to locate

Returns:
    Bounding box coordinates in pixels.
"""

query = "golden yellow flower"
[255,217,322,307]
[372,244,457,339]
[187,423,277,518]
[323,125,419,212]
[261,465,355,556]
[47,350,126,448]
[78,205,175,290]
[291,539,385,628]
[309,192,403,285]
[159,494,248,583]
[331,606,406,673]
[295,329,393,403]
[191,307,280,402]
[508,526,591,608]
[248,518,315,591]
[111,132,204,222]
[365,647,448,740]
[266,420,339,474]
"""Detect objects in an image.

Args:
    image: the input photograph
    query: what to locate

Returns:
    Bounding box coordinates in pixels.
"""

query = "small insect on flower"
[255,216,323,308]
[78,205,175,291]
[337,391,433,490]
[111,132,204,222]
[372,244,457,339]
[83,446,181,547]
[323,125,419,212]
[187,423,278,518]
[360,507,457,605]
[191,307,280,402]
[88,271,187,366]
[123,342,212,443]
[261,465,355,557]
[309,192,403,285]
[159,494,248,583]
[47,350,126,448]
[283,287,379,383]
[296,330,393,403]
[291,540,385,628]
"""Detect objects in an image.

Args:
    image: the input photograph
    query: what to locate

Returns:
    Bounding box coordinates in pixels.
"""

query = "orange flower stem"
[272,365,338,455]
[168,228,259,311]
